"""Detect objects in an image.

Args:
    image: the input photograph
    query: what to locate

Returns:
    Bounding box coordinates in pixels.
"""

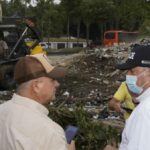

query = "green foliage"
[139,19,150,35]
[2,0,150,40]
[48,101,120,150]
[116,0,144,31]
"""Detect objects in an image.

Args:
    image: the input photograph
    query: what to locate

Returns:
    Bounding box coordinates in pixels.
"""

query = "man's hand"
[109,98,122,113]
[68,140,76,150]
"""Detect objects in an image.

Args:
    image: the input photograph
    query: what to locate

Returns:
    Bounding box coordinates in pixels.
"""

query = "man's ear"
[148,69,150,77]
[32,79,42,94]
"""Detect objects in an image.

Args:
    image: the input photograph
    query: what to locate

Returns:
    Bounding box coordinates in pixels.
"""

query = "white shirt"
[119,87,150,150]
[0,94,67,150]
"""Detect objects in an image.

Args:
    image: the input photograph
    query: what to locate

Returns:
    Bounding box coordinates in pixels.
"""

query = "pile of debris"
[54,44,130,121]
[57,38,150,120]
[2,39,150,118]
[48,45,129,149]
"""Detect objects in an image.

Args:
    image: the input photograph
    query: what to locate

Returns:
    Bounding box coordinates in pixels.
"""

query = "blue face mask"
[126,75,143,94]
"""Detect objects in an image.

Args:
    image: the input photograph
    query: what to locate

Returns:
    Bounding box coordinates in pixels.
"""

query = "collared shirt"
[119,87,150,150]
[0,94,67,150]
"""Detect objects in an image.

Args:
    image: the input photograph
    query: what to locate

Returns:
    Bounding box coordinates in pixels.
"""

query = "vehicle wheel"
[0,65,16,90]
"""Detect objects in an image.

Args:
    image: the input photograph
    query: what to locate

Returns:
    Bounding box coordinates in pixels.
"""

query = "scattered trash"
[1,39,149,125]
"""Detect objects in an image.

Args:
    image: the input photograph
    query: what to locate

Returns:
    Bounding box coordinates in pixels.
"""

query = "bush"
[48,102,120,150]
[139,19,150,35]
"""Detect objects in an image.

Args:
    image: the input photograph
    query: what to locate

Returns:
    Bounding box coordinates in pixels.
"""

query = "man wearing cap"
[0,53,75,150]
[104,44,150,150]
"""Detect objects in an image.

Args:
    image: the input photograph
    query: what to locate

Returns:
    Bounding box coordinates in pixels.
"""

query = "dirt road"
[48,52,85,66]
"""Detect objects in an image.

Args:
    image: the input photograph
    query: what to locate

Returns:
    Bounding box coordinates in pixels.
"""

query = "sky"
[31,0,60,6]
[6,0,61,6]
[54,0,60,4]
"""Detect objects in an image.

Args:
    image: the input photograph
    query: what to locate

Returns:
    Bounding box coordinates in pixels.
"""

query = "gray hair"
[16,80,32,94]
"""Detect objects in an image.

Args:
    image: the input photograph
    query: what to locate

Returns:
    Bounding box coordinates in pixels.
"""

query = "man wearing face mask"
[104,44,150,150]
[118,44,150,150]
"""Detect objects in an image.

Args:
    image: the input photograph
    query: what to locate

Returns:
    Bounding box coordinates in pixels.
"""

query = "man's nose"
[127,70,132,75]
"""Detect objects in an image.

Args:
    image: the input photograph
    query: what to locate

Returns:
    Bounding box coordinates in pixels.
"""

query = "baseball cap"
[14,53,66,84]
[116,45,150,70]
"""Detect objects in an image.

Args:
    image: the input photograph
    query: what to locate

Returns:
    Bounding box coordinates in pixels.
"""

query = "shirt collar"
[11,93,49,115]
[136,87,150,103]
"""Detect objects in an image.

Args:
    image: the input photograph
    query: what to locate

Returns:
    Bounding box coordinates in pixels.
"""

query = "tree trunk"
[77,20,80,46]
[100,23,104,45]
[48,19,51,47]
[41,21,44,38]
[67,17,70,48]
[115,18,119,29]
[86,23,90,46]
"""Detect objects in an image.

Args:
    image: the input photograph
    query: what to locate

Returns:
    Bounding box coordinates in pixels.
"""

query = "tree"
[48,4,66,37]
[113,0,145,31]
[67,0,83,45]
[61,0,82,47]
[80,0,115,45]
[90,0,116,43]
[80,0,94,45]
[30,0,53,37]
[8,0,26,16]
[1,0,9,17]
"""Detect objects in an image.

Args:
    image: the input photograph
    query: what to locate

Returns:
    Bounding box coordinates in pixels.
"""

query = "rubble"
[0,39,149,150]
[66,46,127,94]
[2,40,150,119]
[0,44,130,120]
[52,44,131,123]
[0,44,135,149]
